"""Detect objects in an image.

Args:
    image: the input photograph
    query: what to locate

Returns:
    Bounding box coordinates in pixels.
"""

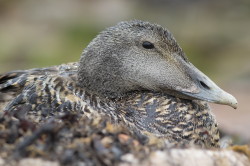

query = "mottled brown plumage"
[0,62,219,148]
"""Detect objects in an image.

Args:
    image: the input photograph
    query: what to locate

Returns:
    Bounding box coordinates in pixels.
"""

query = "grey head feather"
[77,20,188,98]
[77,20,237,108]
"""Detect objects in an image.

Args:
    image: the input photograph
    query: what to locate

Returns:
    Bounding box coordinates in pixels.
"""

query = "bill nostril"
[199,81,210,90]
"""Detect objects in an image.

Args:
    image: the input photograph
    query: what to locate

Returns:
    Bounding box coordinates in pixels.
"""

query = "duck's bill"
[178,64,238,109]
[181,86,238,109]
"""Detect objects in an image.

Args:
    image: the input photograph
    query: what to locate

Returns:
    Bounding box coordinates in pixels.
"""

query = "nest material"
[0,111,249,166]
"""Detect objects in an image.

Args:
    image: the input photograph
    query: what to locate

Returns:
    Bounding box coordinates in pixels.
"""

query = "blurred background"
[0,0,249,144]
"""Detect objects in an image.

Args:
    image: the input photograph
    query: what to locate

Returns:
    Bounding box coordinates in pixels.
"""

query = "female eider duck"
[0,20,237,148]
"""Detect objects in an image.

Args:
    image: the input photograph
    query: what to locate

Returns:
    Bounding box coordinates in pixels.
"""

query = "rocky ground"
[0,107,249,166]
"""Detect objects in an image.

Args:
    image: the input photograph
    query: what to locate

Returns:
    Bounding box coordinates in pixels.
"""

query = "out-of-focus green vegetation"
[0,22,101,70]
[0,0,249,81]
[0,0,249,143]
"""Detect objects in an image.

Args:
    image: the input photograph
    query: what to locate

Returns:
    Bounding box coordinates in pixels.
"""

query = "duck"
[0,20,237,148]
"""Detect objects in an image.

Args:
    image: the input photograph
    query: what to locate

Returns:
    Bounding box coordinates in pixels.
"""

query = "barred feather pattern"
[116,93,219,148]
[0,62,219,148]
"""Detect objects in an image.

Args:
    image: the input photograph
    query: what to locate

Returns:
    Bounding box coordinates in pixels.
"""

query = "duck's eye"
[142,41,154,49]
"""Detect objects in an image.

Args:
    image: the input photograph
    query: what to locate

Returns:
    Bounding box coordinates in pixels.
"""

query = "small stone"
[18,158,59,166]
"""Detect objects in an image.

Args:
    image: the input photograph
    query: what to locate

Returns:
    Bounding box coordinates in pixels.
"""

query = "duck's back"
[0,63,85,119]
[0,62,118,123]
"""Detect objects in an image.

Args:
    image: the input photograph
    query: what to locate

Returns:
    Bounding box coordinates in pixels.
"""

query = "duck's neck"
[72,85,119,120]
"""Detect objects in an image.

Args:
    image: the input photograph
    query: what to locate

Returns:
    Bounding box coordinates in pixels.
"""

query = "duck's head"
[77,20,237,108]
